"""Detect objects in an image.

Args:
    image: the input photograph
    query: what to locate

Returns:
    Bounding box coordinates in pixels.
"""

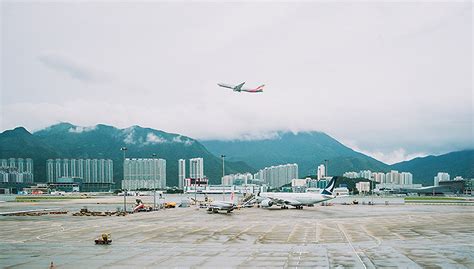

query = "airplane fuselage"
[258,192,335,207]
[207,201,236,213]
[217,82,264,93]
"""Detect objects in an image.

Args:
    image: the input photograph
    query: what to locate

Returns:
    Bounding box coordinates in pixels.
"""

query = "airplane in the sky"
[207,200,237,213]
[256,177,338,209]
[217,82,265,93]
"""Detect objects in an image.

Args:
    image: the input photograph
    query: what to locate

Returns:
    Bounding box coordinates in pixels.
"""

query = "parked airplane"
[207,200,237,213]
[256,177,338,209]
[217,82,265,93]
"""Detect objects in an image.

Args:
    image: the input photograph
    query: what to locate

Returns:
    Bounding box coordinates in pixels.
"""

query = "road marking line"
[337,223,367,269]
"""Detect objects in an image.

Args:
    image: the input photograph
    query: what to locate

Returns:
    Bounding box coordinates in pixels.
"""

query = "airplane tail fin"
[321,177,337,195]
[253,84,265,92]
[245,84,265,92]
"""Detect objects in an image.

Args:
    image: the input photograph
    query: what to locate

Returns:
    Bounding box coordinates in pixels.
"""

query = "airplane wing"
[217,83,235,90]
[235,82,246,91]
[241,84,265,93]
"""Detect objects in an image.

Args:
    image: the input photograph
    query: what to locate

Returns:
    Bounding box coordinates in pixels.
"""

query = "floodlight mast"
[152,153,157,210]
[221,155,226,201]
[121,147,128,213]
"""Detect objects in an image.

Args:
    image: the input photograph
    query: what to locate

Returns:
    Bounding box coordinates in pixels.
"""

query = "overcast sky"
[1,1,472,164]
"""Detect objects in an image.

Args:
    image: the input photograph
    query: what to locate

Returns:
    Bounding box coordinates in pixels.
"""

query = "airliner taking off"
[217,82,265,93]
[256,177,338,209]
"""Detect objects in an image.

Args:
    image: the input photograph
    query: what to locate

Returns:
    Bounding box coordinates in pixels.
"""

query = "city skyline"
[1,2,472,164]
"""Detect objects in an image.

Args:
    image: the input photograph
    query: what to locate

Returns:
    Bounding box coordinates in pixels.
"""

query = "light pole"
[221,155,226,201]
[120,147,128,213]
[324,159,329,178]
[371,179,374,204]
[194,177,198,209]
[192,159,197,208]
[152,153,157,210]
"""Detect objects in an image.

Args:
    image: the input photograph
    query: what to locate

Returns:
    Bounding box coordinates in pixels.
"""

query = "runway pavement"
[0,196,472,268]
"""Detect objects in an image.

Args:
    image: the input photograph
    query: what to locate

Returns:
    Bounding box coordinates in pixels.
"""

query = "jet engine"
[260,199,273,208]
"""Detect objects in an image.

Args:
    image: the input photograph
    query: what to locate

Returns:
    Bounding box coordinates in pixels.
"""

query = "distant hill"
[0,123,255,186]
[3,124,472,188]
[0,127,60,182]
[390,150,474,186]
[201,131,390,177]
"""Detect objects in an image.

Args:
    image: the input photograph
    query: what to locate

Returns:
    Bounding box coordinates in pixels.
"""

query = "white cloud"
[172,135,194,146]
[342,139,429,164]
[1,2,472,161]
[145,133,166,144]
[366,149,428,165]
[230,131,282,141]
[68,125,97,133]
[123,128,136,145]
[38,52,109,83]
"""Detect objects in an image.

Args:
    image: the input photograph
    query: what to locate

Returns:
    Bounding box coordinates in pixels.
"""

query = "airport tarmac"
[0,196,473,268]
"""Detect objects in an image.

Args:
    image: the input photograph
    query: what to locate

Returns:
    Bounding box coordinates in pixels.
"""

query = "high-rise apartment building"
[317,164,326,180]
[343,170,412,186]
[26,158,33,174]
[122,158,166,190]
[343,171,359,178]
[189,158,204,179]
[178,159,186,189]
[62,159,69,178]
[359,170,372,180]
[0,158,34,183]
[8,158,16,168]
[46,158,113,185]
[373,172,386,183]
[400,172,413,185]
[434,172,450,186]
[47,159,54,182]
[254,163,298,188]
[17,158,24,172]
[222,173,253,186]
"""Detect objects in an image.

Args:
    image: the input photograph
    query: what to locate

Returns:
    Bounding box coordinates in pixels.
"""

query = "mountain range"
[201,132,389,177]
[0,123,472,187]
[203,132,473,186]
[391,150,473,185]
[0,123,254,186]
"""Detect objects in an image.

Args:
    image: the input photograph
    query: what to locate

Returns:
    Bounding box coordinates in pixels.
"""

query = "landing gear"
[281,206,289,209]
[295,205,303,210]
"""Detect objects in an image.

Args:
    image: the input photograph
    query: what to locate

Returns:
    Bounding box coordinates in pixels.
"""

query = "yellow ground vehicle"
[164,202,176,208]
[95,233,112,245]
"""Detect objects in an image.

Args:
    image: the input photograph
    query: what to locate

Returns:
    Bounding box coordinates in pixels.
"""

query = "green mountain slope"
[0,127,60,182]
[390,150,474,186]
[1,123,255,186]
[3,125,471,187]
[201,131,390,177]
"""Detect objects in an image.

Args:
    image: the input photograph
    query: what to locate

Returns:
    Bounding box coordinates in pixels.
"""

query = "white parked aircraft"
[256,177,338,209]
[207,200,237,213]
